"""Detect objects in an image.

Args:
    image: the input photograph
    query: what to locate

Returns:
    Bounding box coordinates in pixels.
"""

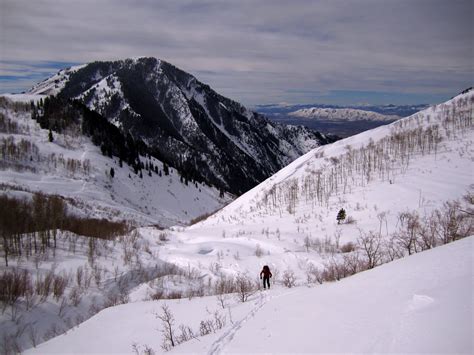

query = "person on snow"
[260,265,272,289]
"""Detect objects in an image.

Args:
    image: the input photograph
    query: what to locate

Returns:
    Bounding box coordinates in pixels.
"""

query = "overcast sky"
[0,0,472,106]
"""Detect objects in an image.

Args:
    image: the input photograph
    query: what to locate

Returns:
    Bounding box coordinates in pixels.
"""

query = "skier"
[260,265,272,289]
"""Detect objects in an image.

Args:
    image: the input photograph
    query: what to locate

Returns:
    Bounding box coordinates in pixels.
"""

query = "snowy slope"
[141,90,473,280]
[3,90,472,353]
[289,106,401,121]
[28,65,86,96]
[29,236,473,354]
[0,95,231,227]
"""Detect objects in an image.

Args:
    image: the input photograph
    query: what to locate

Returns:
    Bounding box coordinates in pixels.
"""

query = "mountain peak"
[29,58,336,195]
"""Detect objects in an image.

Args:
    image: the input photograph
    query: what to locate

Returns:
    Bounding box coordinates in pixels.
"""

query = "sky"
[0,0,472,106]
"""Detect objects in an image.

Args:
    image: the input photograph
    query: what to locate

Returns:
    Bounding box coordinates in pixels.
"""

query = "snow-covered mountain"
[29,57,335,195]
[289,106,400,121]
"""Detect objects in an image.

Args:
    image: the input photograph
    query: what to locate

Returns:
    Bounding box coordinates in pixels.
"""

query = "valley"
[0,79,472,353]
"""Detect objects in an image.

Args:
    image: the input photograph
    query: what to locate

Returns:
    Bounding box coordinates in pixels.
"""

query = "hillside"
[152,89,473,277]
[1,89,472,353]
[0,95,231,227]
[29,237,473,354]
[28,57,335,195]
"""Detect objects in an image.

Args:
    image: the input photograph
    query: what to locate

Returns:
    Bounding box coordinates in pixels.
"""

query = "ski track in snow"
[207,292,269,355]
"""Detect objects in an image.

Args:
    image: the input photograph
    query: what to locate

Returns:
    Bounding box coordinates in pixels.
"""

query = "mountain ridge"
[29,57,336,195]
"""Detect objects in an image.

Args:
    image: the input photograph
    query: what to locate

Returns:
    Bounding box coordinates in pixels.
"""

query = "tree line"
[0,193,129,267]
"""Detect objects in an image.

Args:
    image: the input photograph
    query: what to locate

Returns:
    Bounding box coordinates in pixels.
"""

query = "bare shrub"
[75,266,83,288]
[1,332,21,355]
[52,274,68,300]
[150,290,164,301]
[304,236,312,252]
[394,212,420,255]
[306,265,323,285]
[254,244,263,257]
[345,216,356,224]
[132,343,155,355]
[176,325,196,343]
[199,319,214,336]
[159,233,168,242]
[383,236,404,262]
[69,286,82,307]
[282,269,296,288]
[0,268,32,311]
[235,274,256,302]
[321,258,346,281]
[27,322,39,348]
[166,291,182,299]
[342,253,365,275]
[357,230,383,269]
[340,242,356,253]
[199,311,226,336]
[434,201,473,244]
[35,270,54,301]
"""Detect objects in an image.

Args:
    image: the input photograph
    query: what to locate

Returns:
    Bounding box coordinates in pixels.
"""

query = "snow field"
[29,236,473,354]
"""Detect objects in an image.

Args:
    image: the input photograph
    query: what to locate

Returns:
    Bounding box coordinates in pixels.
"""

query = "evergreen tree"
[48,129,54,142]
[110,167,115,178]
[337,208,346,224]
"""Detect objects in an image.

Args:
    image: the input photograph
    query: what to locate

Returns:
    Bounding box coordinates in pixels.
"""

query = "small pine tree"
[110,167,115,178]
[48,129,54,142]
[337,208,346,224]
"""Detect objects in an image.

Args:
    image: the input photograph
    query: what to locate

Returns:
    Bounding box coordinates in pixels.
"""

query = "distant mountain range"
[255,102,428,138]
[288,107,400,122]
[29,57,336,195]
[255,102,428,117]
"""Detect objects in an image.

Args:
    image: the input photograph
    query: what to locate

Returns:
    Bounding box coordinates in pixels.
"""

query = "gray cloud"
[1,0,472,104]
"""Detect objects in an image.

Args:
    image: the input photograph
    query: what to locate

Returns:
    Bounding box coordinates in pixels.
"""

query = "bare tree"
[156,304,176,351]
[358,230,383,269]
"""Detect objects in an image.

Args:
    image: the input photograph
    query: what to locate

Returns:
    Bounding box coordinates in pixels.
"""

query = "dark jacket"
[260,266,272,278]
